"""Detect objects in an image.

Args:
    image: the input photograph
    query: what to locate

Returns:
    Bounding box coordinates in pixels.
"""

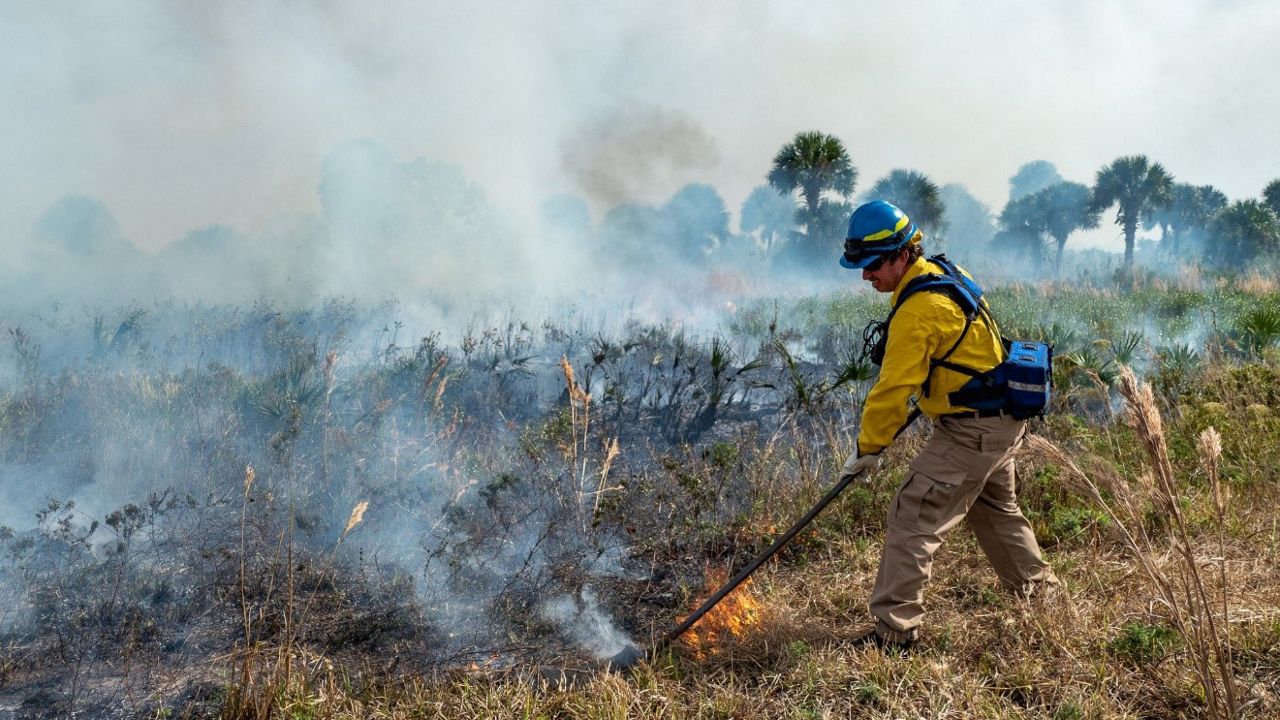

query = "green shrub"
[1043,505,1110,546]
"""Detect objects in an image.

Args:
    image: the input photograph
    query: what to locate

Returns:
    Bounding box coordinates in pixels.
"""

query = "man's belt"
[946,407,1013,420]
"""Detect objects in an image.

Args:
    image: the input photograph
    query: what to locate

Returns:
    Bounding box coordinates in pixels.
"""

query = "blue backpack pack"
[862,255,1052,419]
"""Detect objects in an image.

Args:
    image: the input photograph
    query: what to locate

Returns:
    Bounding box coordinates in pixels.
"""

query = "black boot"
[848,628,916,652]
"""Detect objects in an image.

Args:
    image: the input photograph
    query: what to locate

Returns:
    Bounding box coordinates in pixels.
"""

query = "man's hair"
[905,241,924,263]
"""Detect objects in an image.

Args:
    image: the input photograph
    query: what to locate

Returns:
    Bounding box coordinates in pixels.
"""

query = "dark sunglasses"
[862,253,891,272]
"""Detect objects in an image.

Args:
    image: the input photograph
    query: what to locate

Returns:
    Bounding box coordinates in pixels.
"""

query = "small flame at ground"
[463,653,501,673]
[679,570,762,658]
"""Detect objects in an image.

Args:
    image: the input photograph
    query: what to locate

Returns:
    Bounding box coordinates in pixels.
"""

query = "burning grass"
[677,571,764,659]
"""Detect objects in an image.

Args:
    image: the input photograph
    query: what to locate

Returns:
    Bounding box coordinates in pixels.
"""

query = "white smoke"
[541,589,633,659]
[3,0,1277,273]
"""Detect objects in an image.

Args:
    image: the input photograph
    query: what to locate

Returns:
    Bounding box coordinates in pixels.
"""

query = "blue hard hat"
[839,200,918,269]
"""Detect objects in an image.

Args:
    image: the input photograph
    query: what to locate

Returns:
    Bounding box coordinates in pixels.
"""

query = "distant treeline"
[9,136,1280,308]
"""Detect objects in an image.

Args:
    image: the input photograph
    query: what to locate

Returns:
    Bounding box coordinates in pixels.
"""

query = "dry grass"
[11,401,1278,719]
[207,393,1280,719]
[1235,269,1278,296]
[341,500,369,540]
[209,533,1279,719]
[1020,366,1266,718]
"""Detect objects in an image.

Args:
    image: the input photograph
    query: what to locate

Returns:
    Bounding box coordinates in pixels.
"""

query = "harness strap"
[932,357,987,379]
[949,383,1007,406]
[920,311,974,398]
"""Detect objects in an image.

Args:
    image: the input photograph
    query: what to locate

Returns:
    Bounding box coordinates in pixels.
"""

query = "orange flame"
[679,570,762,658]
[464,653,500,673]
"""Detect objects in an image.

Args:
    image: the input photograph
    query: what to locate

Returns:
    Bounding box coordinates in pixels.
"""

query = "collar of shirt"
[889,255,932,307]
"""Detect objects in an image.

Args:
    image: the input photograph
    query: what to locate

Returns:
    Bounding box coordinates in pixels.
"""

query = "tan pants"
[869,414,1056,643]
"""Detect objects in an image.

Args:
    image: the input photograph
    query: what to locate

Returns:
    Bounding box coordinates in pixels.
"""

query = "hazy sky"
[2,0,1278,255]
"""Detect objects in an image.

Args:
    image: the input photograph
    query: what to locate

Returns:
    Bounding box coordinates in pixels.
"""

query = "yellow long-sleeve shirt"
[856,256,1005,455]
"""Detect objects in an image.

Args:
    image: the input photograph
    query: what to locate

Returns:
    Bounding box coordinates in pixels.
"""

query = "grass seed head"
[1199,427,1227,514]
[343,500,369,538]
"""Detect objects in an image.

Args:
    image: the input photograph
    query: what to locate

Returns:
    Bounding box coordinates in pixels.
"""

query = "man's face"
[861,250,910,293]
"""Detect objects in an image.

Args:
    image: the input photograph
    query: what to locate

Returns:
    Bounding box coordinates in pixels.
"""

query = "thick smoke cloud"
[561,106,720,210]
[3,0,1276,266]
[2,138,760,322]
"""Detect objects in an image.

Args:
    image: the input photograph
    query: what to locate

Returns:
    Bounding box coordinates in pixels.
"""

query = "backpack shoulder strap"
[886,257,980,328]
[883,256,993,399]
[926,254,984,315]
[924,254,1005,351]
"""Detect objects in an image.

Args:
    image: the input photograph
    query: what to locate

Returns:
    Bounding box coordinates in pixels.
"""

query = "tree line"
[757,131,1280,277]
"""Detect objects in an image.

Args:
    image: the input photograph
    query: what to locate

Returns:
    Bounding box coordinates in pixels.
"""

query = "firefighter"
[838,200,1057,650]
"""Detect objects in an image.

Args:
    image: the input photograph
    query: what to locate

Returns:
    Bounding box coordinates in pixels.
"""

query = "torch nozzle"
[602,643,646,670]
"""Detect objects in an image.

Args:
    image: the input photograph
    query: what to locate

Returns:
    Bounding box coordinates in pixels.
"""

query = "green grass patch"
[1108,621,1181,664]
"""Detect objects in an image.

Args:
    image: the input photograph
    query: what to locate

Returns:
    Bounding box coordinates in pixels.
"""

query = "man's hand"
[841,452,882,481]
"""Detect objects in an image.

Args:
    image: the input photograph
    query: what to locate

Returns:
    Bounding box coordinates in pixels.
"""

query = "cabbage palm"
[1036,181,1100,276]
[1182,185,1227,251]
[1264,178,1280,217]
[995,195,1050,268]
[1008,160,1063,202]
[996,181,1097,275]
[1206,199,1280,265]
[1147,183,1227,255]
[866,169,946,238]
[739,185,797,250]
[938,183,996,253]
[663,183,729,260]
[1090,155,1174,275]
[767,131,857,239]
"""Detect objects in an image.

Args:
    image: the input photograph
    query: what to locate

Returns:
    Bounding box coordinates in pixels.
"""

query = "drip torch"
[606,411,920,670]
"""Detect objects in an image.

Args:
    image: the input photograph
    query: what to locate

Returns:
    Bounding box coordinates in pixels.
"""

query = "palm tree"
[939,183,996,254]
[1090,155,1174,275]
[997,194,1050,269]
[1264,178,1280,217]
[597,203,663,270]
[1008,160,1063,202]
[996,181,1098,275]
[1206,199,1280,265]
[803,199,854,251]
[866,169,947,238]
[1148,183,1227,256]
[663,183,729,261]
[988,227,1046,267]
[1035,182,1100,276]
[767,131,857,240]
[739,185,797,250]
